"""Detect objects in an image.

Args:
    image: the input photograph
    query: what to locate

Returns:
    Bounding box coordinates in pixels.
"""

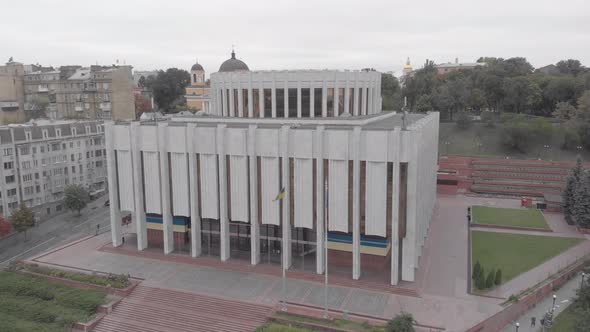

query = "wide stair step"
[92,285,271,332]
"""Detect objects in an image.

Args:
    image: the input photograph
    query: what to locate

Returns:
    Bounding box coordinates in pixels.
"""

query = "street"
[0,196,111,266]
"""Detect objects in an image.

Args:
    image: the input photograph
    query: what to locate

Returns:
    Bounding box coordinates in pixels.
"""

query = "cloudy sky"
[2,0,589,76]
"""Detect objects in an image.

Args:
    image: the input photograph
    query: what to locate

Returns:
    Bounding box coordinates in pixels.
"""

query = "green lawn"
[0,271,107,332]
[551,304,577,332]
[472,206,550,230]
[471,231,583,285]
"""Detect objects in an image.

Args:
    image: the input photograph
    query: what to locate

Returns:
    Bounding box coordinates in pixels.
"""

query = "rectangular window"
[3,148,13,156]
[5,175,15,183]
[7,188,17,196]
[3,161,13,169]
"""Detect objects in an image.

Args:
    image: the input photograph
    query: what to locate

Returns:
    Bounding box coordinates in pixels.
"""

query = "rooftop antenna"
[402,96,408,130]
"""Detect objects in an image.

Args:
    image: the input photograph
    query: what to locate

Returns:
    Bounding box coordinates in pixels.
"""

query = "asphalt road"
[0,196,111,266]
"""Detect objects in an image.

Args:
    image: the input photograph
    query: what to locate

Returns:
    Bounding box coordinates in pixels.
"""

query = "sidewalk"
[499,273,583,332]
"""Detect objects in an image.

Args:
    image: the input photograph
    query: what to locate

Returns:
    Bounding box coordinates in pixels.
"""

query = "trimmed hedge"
[21,264,130,289]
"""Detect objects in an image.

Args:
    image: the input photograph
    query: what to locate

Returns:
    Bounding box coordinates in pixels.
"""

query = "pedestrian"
[96,224,100,235]
[122,236,125,244]
[540,317,545,326]
[531,316,536,327]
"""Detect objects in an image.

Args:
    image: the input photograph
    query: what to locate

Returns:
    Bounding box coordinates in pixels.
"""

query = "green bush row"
[22,263,130,289]
[0,311,68,332]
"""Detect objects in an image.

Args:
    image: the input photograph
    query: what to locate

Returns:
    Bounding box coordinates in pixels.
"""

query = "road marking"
[73,210,110,229]
[0,236,57,264]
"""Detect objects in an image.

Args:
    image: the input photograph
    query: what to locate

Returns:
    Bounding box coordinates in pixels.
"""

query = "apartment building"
[0,59,26,124]
[23,65,135,121]
[0,120,107,220]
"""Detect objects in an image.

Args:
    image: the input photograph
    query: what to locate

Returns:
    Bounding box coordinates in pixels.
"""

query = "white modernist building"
[106,54,438,285]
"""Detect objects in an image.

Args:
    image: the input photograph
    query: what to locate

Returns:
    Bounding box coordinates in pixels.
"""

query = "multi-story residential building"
[0,59,26,125]
[0,120,107,220]
[23,65,135,121]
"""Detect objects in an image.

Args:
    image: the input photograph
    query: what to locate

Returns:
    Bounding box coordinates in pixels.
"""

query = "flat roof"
[137,112,431,131]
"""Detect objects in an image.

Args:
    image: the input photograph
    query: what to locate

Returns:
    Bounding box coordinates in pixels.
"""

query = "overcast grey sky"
[2,0,589,75]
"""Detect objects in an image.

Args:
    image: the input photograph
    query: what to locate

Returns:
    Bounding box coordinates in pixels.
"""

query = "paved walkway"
[26,194,590,331]
[499,273,583,332]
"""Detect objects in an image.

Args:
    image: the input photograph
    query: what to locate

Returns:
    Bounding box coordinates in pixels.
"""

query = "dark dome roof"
[219,51,249,72]
[191,63,204,71]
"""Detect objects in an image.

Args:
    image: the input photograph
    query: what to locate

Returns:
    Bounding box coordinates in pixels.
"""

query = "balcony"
[99,102,111,111]
[0,101,19,111]
[38,86,49,92]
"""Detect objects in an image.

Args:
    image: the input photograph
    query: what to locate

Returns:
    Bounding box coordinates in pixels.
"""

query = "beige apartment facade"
[0,60,26,125]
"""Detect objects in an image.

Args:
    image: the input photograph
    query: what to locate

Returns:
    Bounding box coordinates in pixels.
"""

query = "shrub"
[495,269,502,286]
[473,261,482,280]
[22,264,130,289]
[456,112,472,130]
[386,311,415,332]
[486,270,495,289]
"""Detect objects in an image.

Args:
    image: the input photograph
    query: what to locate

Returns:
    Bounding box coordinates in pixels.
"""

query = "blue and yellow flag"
[273,187,286,201]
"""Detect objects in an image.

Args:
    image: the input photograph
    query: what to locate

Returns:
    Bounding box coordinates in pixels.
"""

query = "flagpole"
[323,179,329,319]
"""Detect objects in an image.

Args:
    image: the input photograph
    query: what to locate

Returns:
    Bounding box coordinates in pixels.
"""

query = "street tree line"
[0,184,91,241]
[563,156,590,229]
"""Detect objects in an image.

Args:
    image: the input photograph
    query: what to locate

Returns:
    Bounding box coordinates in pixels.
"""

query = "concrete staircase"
[92,285,272,332]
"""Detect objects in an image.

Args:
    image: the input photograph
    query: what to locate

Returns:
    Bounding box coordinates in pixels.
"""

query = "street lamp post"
[515,322,519,332]
[444,141,451,155]
[582,272,586,289]
[552,294,556,311]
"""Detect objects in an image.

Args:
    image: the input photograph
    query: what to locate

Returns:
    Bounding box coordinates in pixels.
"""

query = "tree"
[415,94,433,113]
[481,111,495,127]
[456,112,472,129]
[11,203,35,241]
[0,215,12,237]
[386,312,415,332]
[134,94,152,119]
[494,269,502,286]
[144,68,190,112]
[381,73,402,111]
[573,170,590,228]
[556,59,584,76]
[501,114,534,152]
[502,76,538,114]
[486,269,496,289]
[28,95,50,119]
[64,184,90,216]
[476,267,486,289]
[563,172,577,222]
[472,261,482,280]
[553,101,578,122]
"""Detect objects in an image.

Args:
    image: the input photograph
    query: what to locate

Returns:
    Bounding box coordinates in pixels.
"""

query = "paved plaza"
[28,194,590,331]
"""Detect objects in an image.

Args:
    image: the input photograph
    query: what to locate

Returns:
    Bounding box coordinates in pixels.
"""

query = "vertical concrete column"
[280,125,292,269]
[247,73,254,118]
[402,130,419,281]
[390,128,401,285]
[367,81,374,115]
[297,81,302,118]
[221,85,227,117]
[258,76,264,118]
[237,83,244,117]
[228,80,235,117]
[248,125,260,265]
[217,124,230,261]
[344,72,350,115]
[158,122,174,255]
[333,76,339,116]
[187,123,201,257]
[216,85,223,116]
[375,73,382,112]
[105,122,122,247]
[130,122,147,250]
[361,83,367,115]
[310,85,315,118]
[353,71,360,116]
[315,126,325,274]
[322,79,327,117]
[283,79,289,119]
[352,126,361,280]
[271,74,277,118]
